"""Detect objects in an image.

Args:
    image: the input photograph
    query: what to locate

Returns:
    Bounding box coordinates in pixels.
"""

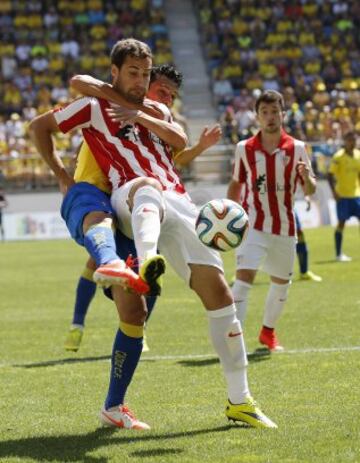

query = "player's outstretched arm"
[70,74,162,119]
[29,112,74,194]
[227,179,244,204]
[174,124,222,167]
[70,74,129,105]
[106,106,188,150]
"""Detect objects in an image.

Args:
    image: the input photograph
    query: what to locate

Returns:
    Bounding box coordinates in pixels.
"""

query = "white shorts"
[235,228,296,280]
[111,180,223,284]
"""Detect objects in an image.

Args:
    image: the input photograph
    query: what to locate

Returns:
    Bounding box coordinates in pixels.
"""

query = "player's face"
[257,102,284,134]
[344,135,356,152]
[147,75,179,108]
[112,56,152,104]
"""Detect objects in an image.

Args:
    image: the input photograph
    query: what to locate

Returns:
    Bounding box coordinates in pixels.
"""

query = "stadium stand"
[0,0,175,190]
[1,0,359,188]
[195,0,360,150]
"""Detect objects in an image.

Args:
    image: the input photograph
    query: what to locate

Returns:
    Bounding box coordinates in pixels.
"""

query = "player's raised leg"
[112,178,166,296]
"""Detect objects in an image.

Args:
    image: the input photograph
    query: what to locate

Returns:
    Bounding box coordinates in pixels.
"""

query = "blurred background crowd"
[0,0,359,190]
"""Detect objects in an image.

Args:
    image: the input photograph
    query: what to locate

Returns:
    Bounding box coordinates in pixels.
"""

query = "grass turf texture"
[0,225,359,463]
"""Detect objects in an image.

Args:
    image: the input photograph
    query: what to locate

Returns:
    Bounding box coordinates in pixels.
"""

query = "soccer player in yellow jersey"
[328,131,360,261]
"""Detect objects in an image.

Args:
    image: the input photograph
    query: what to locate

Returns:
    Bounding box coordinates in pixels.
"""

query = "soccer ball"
[195,199,248,252]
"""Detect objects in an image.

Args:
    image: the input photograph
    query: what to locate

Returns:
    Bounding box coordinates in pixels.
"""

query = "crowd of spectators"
[196,0,360,161]
[0,0,172,189]
[2,0,360,189]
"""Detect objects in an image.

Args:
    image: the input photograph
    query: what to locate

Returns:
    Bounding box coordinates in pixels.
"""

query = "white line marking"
[0,345,359,369]
[141,345,360,361]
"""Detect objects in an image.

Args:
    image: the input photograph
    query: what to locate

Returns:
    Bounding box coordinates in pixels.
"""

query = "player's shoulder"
[332,148,345,159]
[353,148,360,160]
[235,134,256,151]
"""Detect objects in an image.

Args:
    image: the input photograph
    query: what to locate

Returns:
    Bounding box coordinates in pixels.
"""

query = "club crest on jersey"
[116,124,140,143]
[280,151,291,166]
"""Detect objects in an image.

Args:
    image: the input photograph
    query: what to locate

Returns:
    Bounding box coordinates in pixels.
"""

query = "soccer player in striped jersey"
[64,64,221,353]
[228,90,316,351]
[30,39,276,430]
[328,130,360,262]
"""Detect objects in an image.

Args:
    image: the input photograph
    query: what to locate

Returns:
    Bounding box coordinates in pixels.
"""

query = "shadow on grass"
[13,348,270,370]
[13,355,111,369]
[178,348,271,368]
[314,259,339,265]
[130,447,183,458]
[0,424,233,462]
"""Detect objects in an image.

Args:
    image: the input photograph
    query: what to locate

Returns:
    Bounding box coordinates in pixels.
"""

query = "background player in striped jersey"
[228,90,316,351]
[64,64,221,352]
[31,38,277,430]
[328,130,360,262]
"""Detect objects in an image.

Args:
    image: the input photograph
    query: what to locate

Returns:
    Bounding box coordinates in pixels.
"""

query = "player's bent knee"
[112,288,148,324]
[83,212,113,234]
[190,265,233,310]
[236,269,256,284]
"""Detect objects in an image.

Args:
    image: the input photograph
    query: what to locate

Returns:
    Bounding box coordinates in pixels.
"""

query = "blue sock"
[335,230,342,257]
[72,276,96,326]
[296,241,308,274]
[105,327,143,409]
[145,296,157,322]
[83,226,118,267]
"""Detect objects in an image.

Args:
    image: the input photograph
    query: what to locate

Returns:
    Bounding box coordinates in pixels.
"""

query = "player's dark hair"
[255,90,285,113]
[110,38,152,69]
[150,64,183,88]
[343,130,356,140]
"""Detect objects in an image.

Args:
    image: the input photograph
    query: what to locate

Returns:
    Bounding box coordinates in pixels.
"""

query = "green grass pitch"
[0,225,359,463]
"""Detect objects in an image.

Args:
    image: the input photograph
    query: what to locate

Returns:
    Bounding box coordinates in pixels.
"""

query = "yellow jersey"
[328,148,360,198]
[74,142,111,194]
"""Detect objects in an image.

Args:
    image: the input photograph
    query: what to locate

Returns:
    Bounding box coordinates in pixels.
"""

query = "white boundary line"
[142,345,360,361]
[1,345,359,369]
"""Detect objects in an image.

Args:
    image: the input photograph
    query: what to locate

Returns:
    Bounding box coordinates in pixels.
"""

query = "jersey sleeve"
[53,97,92,133]
[300,143,314,175]
[232,142,247,183]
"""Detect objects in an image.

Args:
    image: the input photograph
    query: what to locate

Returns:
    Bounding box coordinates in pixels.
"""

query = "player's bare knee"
[190,264,233,310]
[236,269,256,284]
[83,211,113,234]
[112,289,147,324]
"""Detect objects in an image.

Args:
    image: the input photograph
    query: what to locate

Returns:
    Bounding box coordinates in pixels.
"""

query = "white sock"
[207,304,250,404]
[263,282,290,328]
[131,186,164,264]
[232,280,252,327]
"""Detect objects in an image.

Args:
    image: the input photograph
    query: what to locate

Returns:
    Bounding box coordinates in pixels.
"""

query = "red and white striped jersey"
[232,130,312,236]
[53,97,185,193]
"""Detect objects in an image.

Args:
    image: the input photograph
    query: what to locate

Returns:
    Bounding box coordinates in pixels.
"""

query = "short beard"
[264,126,280,134]
[115,85,145,105]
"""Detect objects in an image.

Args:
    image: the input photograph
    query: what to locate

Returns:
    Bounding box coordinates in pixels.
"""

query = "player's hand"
[106,105,140,125]
[141,101,164,120]
[304,195,311,211]
[296,161,311,180]
[59,176,75,196]
[198,124,222,150]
